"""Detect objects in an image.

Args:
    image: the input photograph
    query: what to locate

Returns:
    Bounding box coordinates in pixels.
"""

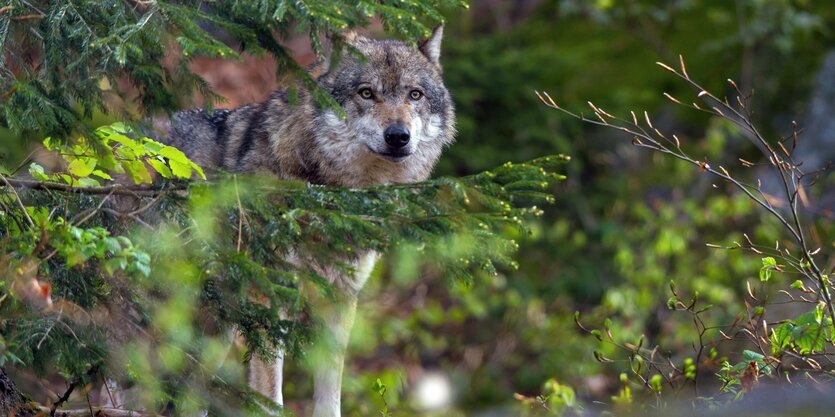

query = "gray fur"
[161,28,455,188]
[156,27,455,417]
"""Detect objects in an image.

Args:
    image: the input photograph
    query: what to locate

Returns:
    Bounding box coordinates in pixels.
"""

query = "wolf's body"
[154,27,454,417]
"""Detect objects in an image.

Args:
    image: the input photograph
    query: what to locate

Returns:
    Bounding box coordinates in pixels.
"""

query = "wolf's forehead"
[353,42,434,88]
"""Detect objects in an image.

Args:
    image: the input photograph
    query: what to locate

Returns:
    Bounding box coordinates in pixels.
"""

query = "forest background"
[2,0,835,416]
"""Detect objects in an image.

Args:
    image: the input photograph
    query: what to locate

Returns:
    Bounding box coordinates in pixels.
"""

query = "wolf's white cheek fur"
[425,114,443,140]
[351,113,387,152]
[322,111,343,130]
[410,114,442,144]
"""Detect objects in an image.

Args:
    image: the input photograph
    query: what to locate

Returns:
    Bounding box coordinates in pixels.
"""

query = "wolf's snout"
[384,124,411,148]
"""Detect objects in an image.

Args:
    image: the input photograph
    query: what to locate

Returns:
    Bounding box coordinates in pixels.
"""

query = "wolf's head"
[313,26,455,186]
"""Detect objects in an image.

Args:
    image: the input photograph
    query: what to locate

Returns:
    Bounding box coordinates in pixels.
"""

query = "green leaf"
[96,150,120,171]
[91,169,113,180]
[795,311,817,326]
[190,161,206,180]
[76,177,101,187]
[648,374,662,394]
[67,158,97,178]
[103,237,122,253]
[169,159,193,179]
[815,304,825,324]
[133,260,151,277]
[771,322,794,355]
[793,322,827,354]
[121,160,152,184]
[28,163,50,181]
[159,146,191,164]
[790,280,805,290]
[741,350,764,362]
[760,257,777,281]
[148,159,173,179]
[372,378,386,395]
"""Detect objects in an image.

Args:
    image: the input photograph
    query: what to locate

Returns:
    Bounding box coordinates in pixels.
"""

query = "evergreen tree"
[0,1,565,415]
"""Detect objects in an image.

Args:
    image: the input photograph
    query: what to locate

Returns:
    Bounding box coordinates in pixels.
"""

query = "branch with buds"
[537,57,834,385]
[535,56,832,324]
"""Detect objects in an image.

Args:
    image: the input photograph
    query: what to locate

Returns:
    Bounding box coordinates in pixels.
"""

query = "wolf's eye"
[358,88,373,99]
[409,90,423,100]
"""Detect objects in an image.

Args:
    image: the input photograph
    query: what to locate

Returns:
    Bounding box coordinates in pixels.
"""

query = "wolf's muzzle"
[384,124,410,148]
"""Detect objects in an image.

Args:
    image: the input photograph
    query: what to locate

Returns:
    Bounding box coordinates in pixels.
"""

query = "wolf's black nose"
[384,124,410,148]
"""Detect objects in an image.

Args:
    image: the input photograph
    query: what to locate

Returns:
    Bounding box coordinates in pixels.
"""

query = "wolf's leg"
[308,251,377,417]
[100,379,125,408]
[248,347,285,406]
[310,294,358,417]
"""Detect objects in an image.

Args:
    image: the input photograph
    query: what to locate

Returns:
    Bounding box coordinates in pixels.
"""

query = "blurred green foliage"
[335,0,835,415]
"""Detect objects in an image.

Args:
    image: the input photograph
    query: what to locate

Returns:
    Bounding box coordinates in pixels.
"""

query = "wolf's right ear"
[317,30,363,76]
[419,25,444,69]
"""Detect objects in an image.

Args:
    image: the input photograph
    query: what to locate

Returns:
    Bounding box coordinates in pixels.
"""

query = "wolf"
[157,26,454,417]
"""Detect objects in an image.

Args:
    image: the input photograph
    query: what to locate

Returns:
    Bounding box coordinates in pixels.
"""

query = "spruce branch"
[0,178,183,196]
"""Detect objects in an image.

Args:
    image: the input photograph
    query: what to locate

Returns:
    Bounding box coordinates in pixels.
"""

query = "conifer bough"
[0,1,572,414]
[0,0,462,140]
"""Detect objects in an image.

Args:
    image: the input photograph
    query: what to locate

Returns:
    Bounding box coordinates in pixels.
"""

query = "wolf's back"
[164,104,269,172]
[162,109,230,170]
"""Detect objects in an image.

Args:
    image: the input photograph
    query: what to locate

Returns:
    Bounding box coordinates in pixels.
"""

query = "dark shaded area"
[0,368,35,417]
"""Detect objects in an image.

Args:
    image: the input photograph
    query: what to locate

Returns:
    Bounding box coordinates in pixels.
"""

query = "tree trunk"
[0,367,36,417]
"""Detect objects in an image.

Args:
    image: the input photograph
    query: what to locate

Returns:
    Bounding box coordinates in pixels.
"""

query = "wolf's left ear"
[419,25,444,69]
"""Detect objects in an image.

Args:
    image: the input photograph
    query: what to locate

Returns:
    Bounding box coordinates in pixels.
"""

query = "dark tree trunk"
[0,367,36,417]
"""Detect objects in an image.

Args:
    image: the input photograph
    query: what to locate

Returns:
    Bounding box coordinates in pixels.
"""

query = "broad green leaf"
[142,138,164,154]
[104,122,131,134]
[65,249,86,267]
[115,146,138,161]
[793,322,827,354]
[159,146,190,164]
[76,177,101,187]
[189,161,206,180]
[67,158,97,178]
[133,259,151,277]
[121,160,152,184]
[97,150,119,171]
[148,159,173,178]
[109,133,146,154]
[795,311,817,326]
[741,350,764,362]
[760,257,777,281]
[169,159,193,179]
[814,303,825,324]
[103,237,122,253]
[28,163,50,181]
[771,322,794,355]
[91,169,113,180]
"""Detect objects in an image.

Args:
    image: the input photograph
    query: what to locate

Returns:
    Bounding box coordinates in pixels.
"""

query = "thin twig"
[0,173,35,227]
[0,178,182,196]
[40,405,162,417]
[50,381,78,417]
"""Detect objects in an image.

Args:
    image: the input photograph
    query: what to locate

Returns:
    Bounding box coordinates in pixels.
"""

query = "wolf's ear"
[342,30,359,44]
[317,31,361,76]
[418,25,444,69]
